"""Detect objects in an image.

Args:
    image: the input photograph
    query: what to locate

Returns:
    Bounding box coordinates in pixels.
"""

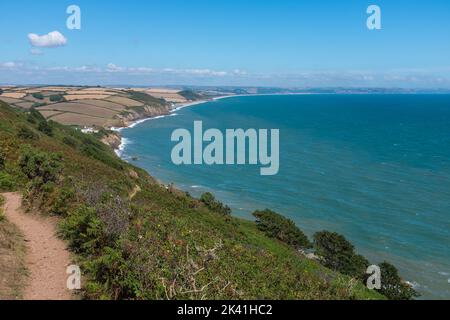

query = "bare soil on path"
[1,193,73,300]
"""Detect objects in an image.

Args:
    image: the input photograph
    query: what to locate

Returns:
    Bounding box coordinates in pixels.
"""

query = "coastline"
[111,92,346,157]
[111,96,235,156]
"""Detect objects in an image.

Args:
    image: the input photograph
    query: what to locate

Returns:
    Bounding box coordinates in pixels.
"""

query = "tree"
[49,94,64,102]
[377,262,419,300]
[313,231,369,280]
[32,93,44,100]
[253,209,312,249]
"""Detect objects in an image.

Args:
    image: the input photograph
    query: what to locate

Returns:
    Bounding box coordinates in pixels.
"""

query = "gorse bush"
[253,209,312,249]
[200,192,231,216]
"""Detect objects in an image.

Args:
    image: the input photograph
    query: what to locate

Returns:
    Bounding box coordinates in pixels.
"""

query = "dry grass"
[0,196,28,300]
[75,99,127,111]
[146,88,180,94]
[0,93,26,99]
[39,102,118,118]
[50,113,112,127]
[64,94,112,101]
[39,110,66,119]
[14,102,35,109]
[0,97,23,104]
[106,96,144,107]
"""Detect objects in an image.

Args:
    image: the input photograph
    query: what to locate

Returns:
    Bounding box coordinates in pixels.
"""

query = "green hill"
[0,101,383,300]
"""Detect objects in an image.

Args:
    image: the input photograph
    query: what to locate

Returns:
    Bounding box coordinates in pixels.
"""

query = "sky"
[1,0,450,87]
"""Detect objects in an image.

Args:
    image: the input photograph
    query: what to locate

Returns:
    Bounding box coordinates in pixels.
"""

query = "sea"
[119,94,450,299]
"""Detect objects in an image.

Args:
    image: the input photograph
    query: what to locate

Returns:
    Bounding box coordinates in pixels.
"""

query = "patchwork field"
[0,86,179,128]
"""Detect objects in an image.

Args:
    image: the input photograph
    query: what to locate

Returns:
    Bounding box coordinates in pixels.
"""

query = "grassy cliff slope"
[0,101,383,300]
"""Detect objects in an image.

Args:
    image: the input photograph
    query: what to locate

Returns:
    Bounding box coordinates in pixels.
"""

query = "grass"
[0,195,28,300]
[0,101,384,300]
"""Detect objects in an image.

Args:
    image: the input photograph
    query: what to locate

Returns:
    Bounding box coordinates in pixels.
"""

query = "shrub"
[313,231,369,280]
[17,126,38,140]
[0,149,5,170]
[31,102,46,109]
[38,121,53,136]
[253,209,312,249]
[0,172,16,191]
[60,205,104,255]
[200,192,231,216]
[377,262,419,300]
[32,93,44,100]
[27,108,46,124]
[62,136,78,148]
[19,147,62,184]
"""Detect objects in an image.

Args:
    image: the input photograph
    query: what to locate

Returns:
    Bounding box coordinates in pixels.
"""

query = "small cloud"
[1,62,22,68]
[30,48,43,56]
[28,31,67,48]
[106,63,125,72]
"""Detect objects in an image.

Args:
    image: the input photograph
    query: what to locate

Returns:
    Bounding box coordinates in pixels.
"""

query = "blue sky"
[1,0,450,87]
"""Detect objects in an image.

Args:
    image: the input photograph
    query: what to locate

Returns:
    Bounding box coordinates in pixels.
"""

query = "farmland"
[0,86,187,128]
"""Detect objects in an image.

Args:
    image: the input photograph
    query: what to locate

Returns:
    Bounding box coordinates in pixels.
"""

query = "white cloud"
[30,48,43,56]
[2,62,17,68]
[28,31,67,48]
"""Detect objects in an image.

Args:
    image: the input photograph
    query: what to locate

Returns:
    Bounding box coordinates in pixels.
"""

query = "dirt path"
[1,193,73,300]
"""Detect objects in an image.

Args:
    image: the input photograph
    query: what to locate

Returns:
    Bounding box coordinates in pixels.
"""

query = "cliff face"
[115,105,171,127]
[101,131,122,150]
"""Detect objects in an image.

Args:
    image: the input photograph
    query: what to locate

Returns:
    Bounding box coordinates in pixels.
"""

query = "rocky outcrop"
[101,131,122,150]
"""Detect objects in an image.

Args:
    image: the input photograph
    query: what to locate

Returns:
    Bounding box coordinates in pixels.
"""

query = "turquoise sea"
[120,94,450,299]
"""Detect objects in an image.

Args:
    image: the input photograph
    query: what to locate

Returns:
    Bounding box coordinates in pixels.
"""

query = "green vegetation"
[253,209,312,250]
[127,91,167,108]
[179,90,203,101]
[32,93,44,100]
[0,100,394,300]
[376,262,420,300]
[37,120,54,136]
[200,192,231,216]
[17,126,38,140]
[313,231,418,299]
[0,194,28,299]
[31,102,47,108]
[313,231,369,281]
[49,94,65,102]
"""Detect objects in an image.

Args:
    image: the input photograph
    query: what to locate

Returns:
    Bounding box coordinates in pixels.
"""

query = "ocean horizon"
[120,94,450,299]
